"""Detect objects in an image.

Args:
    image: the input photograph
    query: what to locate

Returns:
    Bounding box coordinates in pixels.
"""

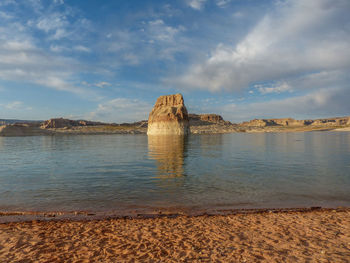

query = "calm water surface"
[0,132,349,212]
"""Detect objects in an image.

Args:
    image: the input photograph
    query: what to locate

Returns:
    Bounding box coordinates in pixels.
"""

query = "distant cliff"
[0,119,42,126]
[0,124,52,136]
[189,114,230,126]
[240,117,350,128]
[41,118,106,129]
[1,115,350,136]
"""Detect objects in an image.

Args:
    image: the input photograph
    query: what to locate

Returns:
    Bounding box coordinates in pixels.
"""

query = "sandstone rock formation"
[199,114,223,123]
[0,124,52,136]
[241,119,276,127]
[272,118,306,126]
[310,117,350,126]
[41,118,74,129]
[189,114,229,126]
[41,118,104,129]
[242,118,308,127]
[240,116,350,128]
[147,94,190,135]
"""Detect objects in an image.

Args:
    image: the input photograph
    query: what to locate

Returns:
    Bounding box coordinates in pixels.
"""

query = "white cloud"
[220,87,350,122]
[2,40,34,51]
[74,45,91,52]
[0,39,88,95]
[232,12,244,18]
[35,76,73,92]
[148,19,185,43]
[0,10,13,19]
[36,14,68,33]
[0,2,97,98]
[32,2,92,42]
[0,0,17,6]
[103,19,187,66]
[123,53,140,65]
[50,45,66,52]
[81,81,112,89]
[149,19,163,26]
[175,0,350,92]
[216,0,231,8]
[256,82,292,94]
[27,0,44,13]
[3,100,33,111]
[4,101,23,110]
[288,70,348,91]
[88,98,152,123]
[51,28,69,40]
[54,0,65,5]
[95,82,111,89]
[187,0,207,10]
[49,44,91,53]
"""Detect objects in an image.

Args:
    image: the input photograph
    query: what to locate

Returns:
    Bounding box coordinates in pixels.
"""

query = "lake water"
[0,132,349,213]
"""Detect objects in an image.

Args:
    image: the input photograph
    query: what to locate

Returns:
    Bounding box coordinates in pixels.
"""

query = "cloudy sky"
[0,0,349,123]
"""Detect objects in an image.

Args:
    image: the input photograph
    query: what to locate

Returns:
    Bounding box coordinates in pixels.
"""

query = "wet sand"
[1,209,349,262]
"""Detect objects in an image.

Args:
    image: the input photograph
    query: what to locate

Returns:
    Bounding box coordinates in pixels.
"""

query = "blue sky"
[0,0,349,123]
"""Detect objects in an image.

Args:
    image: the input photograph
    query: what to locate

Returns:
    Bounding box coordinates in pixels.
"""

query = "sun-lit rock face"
[147,94,190,135]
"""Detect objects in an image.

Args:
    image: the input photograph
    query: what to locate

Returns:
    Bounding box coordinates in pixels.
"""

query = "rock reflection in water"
[148,135,188,178]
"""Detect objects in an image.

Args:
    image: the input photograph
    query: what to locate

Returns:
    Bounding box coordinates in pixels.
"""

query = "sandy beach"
[1,209,349,262]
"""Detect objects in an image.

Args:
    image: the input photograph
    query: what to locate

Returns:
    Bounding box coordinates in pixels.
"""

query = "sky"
[0,0,349,123]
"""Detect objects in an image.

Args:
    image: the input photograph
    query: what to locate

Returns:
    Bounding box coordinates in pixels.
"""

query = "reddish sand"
[0,210,349,262]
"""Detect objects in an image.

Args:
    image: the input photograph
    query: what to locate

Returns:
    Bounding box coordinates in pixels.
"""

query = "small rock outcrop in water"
[147,94,190,135]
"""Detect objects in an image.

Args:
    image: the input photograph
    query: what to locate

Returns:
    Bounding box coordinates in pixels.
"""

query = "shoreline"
[1,121,350,136]
[1,206,349,223]
[0,126,349,137]
[1,207,349,262]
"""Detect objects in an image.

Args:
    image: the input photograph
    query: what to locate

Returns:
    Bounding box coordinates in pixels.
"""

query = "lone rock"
[147,94,190,135]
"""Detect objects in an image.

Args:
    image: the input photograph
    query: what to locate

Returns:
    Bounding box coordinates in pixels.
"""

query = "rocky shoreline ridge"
[1,115,349,136]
